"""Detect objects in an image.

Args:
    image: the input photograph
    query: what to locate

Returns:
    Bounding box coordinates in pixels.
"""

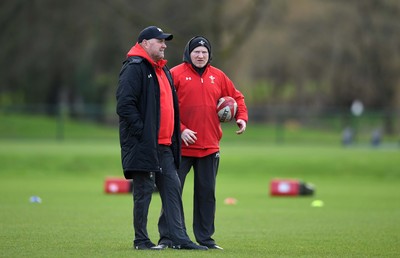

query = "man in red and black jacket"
[116,26,207,251]
[158,36,248,250]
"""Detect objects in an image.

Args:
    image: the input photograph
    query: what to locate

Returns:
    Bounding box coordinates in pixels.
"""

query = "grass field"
[0,118,399,257]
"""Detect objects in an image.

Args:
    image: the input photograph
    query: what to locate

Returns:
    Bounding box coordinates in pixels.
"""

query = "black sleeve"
[116,62,144,136]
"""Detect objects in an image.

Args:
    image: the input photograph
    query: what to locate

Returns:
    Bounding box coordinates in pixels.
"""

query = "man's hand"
[236,119,246,134]
[181,128,197,146]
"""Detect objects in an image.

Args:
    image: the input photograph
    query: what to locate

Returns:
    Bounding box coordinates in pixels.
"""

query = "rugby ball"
[217,96,237,122]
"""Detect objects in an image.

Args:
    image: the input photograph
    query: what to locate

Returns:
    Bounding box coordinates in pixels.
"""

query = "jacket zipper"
[200,76,206,149]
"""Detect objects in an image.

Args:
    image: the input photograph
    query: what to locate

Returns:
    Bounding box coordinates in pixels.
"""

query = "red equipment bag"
[104,177,132,194]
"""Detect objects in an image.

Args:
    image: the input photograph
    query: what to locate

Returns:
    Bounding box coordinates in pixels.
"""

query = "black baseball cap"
[138,26,173,43]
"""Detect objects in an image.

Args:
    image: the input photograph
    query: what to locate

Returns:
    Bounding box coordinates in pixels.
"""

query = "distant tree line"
[0,0,399,133]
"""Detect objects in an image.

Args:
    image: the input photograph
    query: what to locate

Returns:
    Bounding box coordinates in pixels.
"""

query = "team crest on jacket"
[209,75,215,84]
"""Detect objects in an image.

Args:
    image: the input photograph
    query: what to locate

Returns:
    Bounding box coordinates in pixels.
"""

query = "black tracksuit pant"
[158,151,220,246]
[132,145,191,246]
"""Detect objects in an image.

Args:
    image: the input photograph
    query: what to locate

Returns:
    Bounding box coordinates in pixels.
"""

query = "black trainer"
[151,244,169,250]
[134,242,156,250]
[172,242,208,250]
[205,244,223,250]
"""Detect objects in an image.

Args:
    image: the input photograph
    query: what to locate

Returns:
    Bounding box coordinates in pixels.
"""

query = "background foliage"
[1,0,400,134]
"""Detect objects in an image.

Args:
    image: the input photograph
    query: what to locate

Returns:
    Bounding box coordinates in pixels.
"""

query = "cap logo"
[157,27,163,32]
[199,40,205,45]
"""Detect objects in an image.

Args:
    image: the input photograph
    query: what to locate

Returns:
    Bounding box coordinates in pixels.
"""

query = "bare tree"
[1,0,399,132]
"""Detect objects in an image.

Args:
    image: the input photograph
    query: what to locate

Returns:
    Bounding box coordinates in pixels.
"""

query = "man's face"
[190,46,209,68]
[143,38,167,61]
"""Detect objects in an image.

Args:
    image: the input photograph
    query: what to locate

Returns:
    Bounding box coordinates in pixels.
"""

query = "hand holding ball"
[217,96,237,123]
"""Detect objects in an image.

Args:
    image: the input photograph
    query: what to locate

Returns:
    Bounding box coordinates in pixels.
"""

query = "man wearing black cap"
[158,36,248,250]
[116,26,207,251]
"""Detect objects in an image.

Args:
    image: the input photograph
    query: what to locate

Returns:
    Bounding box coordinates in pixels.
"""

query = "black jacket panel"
[116,57,181,179]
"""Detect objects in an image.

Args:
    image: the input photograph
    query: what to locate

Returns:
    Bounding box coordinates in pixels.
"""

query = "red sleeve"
[221,73,248,123]
[171,65,189,132]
